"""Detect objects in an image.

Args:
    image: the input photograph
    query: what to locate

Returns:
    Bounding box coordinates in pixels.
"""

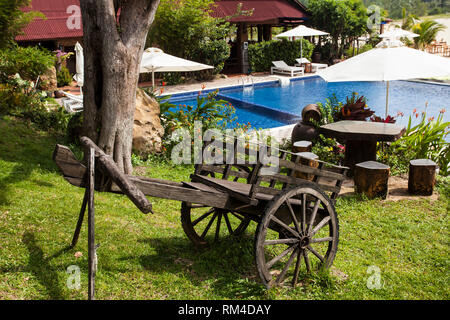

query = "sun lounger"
[62,91,83,113]
[295,58,328,73]
[271,61,304,77]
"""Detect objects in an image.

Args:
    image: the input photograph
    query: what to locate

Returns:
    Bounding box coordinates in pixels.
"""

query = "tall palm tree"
[412,20,447,50]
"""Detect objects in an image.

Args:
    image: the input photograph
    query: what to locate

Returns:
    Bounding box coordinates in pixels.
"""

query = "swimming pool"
[168,76,450,129]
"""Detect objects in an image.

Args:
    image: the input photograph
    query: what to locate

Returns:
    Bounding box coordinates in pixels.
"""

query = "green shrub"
[190,37,230,76]
[66,112,84,144]
[162,72,183,86]
[391,109,449,176]
[248,39,314,72]
[56,65,72,87]
[21,107,70,133]
[345,44,373,58]
[0,73,70,134]
[0,73,43,115]
[0,45,55,81]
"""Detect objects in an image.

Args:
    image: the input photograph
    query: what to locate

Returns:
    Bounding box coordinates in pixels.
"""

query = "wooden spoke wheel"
[255,182,339,288]
[181,202,251,248]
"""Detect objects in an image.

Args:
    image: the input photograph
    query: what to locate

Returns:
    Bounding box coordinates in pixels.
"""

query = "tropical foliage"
[0,0,44,49]
[0,45,55,82]
[307,0,369,61]
[411,19,447,49]
[391,109,449,175]
[147,0,236,77]
[361,0,449,19]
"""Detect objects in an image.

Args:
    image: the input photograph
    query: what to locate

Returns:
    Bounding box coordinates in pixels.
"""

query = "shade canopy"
[73,42,84,87]
[140,47,213,86]
[318,44,450,117]
[275,25,329,38]
[379,29,419,39]
[275,25,328,64]
[318,45,450,82]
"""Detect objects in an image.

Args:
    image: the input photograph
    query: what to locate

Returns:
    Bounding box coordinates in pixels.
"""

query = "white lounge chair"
[61,91,83,113]
[295,58,328,73]
[271,61,304,77]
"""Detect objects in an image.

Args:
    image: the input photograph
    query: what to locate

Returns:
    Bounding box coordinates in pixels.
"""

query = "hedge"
[248,39,314,72]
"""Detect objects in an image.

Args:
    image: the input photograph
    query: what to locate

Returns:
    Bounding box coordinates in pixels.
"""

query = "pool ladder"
[240,75,255,91]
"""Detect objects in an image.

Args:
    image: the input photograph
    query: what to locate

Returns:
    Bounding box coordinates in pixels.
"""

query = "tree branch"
[118,0,160,48]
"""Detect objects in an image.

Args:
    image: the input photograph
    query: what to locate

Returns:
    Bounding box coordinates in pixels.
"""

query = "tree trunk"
[80,0,160,175]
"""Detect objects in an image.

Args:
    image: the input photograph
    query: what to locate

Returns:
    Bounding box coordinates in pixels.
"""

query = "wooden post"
[87,147,96,300]
[344,140,377,176]
[354,161,390,199]
[293,152,319,181]
[292,141,312,153]
[408,159,437,195]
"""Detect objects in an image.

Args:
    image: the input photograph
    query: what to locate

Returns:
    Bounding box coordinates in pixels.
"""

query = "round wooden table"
[319,120,405,174]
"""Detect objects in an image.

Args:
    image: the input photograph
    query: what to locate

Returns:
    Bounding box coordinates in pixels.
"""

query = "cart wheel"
[181,202,251,248]
[255,182,339,288]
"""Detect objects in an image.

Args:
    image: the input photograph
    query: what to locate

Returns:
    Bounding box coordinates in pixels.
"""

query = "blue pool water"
[168,76,450,129]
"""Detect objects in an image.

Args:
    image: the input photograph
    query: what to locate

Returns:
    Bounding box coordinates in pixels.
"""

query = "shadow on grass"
[21,232,70,300]
[120,234,268,299]
[0,117,62,205]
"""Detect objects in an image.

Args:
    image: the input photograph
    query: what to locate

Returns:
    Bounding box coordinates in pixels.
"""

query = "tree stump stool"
[293,152,319,181]
[292,141,312,153]
[408,159,437,196]
[354,161,390,199]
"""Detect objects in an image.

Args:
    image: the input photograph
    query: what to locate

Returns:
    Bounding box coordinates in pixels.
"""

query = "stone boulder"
[133,89,164,156]
[39,66,58,92]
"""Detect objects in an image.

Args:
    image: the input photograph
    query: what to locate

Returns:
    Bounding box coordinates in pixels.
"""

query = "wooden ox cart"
[53,136,348,299]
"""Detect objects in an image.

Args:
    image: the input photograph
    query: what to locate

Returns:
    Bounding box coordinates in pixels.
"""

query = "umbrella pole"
[385,81,390,118]
[301,37,303,61]
[152,72,155,88]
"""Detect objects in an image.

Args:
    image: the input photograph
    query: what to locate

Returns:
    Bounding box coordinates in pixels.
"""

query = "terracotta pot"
[312,52,321,63]
[301,104,322,125]
[291,122,319,143]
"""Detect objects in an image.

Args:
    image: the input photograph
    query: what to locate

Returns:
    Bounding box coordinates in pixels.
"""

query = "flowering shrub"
[392,108,449,175]
[335,92,375,121]
[144,84,250,157]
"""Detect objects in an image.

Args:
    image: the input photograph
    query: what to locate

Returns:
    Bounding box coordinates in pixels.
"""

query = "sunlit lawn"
[0,116,448,300]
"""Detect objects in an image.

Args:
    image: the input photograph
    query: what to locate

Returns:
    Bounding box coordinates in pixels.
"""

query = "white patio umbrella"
[379,29,419,39]
[140,47,214,87]
[275,25,329,63]
[317,41,450,117]
[73,42,84,88]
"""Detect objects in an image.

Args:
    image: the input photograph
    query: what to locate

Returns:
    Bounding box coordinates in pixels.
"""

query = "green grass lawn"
[0,116,448,300]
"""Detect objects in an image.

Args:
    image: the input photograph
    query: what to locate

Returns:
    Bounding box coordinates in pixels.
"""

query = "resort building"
[211,0,310,73]
[16,0,310,75]
[16,0,82,74]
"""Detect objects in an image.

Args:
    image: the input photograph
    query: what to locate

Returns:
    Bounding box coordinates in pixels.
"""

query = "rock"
[54,90,65,98]
[133,89,164,156]
[39,66,58,92]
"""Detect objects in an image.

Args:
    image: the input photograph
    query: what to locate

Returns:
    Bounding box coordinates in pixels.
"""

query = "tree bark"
[80,0,160,175]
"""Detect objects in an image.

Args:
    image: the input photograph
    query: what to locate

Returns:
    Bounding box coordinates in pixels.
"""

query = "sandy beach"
[435,17,450,43]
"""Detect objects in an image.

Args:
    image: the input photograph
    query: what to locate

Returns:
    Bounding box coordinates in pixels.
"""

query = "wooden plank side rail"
[53,138,153,214]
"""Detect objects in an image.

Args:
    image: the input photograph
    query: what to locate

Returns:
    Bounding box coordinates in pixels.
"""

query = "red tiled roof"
[16,0,82,42]
[211,0,308,23]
